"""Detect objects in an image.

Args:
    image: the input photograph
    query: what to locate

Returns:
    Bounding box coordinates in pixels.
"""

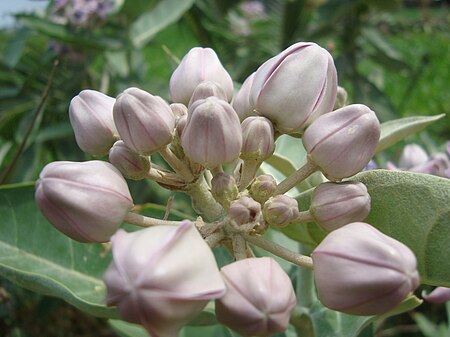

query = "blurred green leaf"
[108,320,149,337]
[3,27,30,69]
[376,114,445,153]
[130,0,196,48]
[17,14,123,50]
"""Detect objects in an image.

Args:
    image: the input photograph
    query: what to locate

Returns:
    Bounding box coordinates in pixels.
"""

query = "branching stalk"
[124,212,185,227]
[274,160,317,195]
[159,146,195,182]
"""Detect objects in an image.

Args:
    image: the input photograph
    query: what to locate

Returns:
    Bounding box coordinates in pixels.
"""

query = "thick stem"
[274,161,317,195]
[238,159,261,191]
[296,244,317,308]
[159,146,195,182]
[124,212,184,227]
[295,210,314,223]
[186,175,224,222]
[232,235,248,260]
[242,233,313,269]
[205,231,225,248]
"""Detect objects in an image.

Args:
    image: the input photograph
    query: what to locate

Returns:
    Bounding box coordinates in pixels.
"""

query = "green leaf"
[0,183,117,318]
[109,320,149,337]
[130,0,196,48]
[354,170,450,287]
[3,27,30,68]
[376,114,445,153]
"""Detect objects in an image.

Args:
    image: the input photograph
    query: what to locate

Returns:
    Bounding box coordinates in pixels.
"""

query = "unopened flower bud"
[228,195,261,226]
[310,181,371,232]
[188,81,228,107]
[263,195,299,227]
[399,144,429,169]
[35,160,133,242]
[211,173,239,209]
[108,140,150,180]
[181,97,242,168]
[104,221,226,337]
[216,257,296,337]
[312,222,420,315]
[422,287,450,304]
[250,42,337,134]
[333,86,348,110]
[241,116,275,161]
[113,87,175,155]
[249,174,277,203]
[170,47,233,105]
[232,72,256,122]
[170,103,188,121]
[69,89,118,156]
[303,104,381,181]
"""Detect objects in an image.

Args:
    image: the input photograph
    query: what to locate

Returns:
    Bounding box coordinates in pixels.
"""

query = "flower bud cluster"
[34,41,421,337]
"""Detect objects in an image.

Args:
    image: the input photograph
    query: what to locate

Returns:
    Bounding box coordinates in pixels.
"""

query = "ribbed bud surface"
[35,160,133,242]
[232,72,256,122]
[188,81,228,107]
[241,116,275,161]
[211,173,239,208]
[263,194,299,227]
[228,195,261,226]
[108,140,150,180]
[249,174,277,203]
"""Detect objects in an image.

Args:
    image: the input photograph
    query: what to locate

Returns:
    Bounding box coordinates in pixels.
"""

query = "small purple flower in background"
[385,142,450,178]
[239,1,267,20]
[51,0,114,28]
[229,1,268,37]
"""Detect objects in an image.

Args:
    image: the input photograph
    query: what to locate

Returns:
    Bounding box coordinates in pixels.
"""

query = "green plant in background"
[0,0,449,337]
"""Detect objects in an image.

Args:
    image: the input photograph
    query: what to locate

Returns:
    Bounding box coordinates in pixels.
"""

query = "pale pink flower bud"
[333,86,348,110]
[170,103,188,120]
[188,81,228,107]
[312,222,420,315]
[249,174,277,203]
[250,42,337,134]
[422,287,450,303]
[69,89,118,156]
[211,173,239,208]
[108,140,150,180]
[104,221,226,337]
[170,47,234,105]
[228,195,261,226]
[399,144,429,169]
[216,257,296,336]
[232,72,256,122]
[310,181,371,232]
[303,104,381,181]
[181,97,242,168]
[241,116,275,161]
[35,160,133,242]
[263,194,299,227]
[113,87,175,155]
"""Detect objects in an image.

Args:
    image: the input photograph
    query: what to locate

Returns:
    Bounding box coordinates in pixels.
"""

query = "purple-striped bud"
[228,195,261,226]
[250,42,337,134]
[263,194,299,227]
[303,104,381,181]
[181,97,242,168]
[108,140,150,180]
[312,222,420,315]
[216,257,296,336]
[188,81,228,107]
[241,116,275,161]
[35,160,133,242]
[170,47,234,105]
[249,174,277,203]
[69,89,118,156]
[232,72,256,122]
[113,87,175,155]
[310,181,371,232]
[104,221,226,337]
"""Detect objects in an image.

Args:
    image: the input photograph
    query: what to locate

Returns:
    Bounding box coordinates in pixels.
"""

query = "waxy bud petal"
[312,222,420,316]
[69,89,118,156]
[263,195,299,227]
[310,181,371,232]
[241,116,275,161]
[181,97,242,168]
[188,81,228,107]
[108,140,150,180]
[232,72,256,122]
[170,47,234,105]
[249,174,277,203]
[35,161,133,242]
[104,221,226,337]
[211,173,239,208]
[250,42,337,134]
[113,87,175,155]
[422,287,450,304]
[303,104,381,181]
[228,196,261,226]
[216,257,296,337]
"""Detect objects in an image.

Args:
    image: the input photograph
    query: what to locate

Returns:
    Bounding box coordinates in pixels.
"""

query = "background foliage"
[0,0,449,336]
